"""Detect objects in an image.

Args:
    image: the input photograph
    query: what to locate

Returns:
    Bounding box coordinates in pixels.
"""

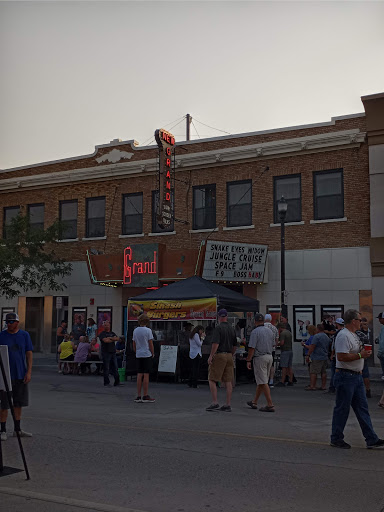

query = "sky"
[1,1,384,170]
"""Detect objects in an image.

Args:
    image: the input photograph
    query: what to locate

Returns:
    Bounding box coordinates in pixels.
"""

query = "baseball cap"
[254,313,264,322]
[264,314,272,322]
[377,312,384,319]
[335,318,344,325]
[5,312,19,323]
[218,309,228,317]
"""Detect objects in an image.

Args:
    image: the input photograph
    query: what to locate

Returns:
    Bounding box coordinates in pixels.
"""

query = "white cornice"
[0,129,366,192]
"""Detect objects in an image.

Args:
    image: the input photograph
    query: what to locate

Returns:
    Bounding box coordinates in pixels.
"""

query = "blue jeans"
[102,352,119,385]
[331,371,378,446]
[329,359,336,391]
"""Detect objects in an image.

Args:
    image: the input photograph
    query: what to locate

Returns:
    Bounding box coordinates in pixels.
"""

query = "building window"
[193,184,216,230]
[3,206,20,239]
[86,197,106,238]
[274,175,301,223]
[122,193,143,235]
[227,180,252,227]
[314,169,344,220]
[28,203,45,231]
[60,200,78,239]
[152,190,174,233]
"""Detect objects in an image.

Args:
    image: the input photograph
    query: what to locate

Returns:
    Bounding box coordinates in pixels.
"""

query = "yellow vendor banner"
[128,297,217,321]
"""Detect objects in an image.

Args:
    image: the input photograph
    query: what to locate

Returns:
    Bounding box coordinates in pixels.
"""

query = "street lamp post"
[278,196,288,320]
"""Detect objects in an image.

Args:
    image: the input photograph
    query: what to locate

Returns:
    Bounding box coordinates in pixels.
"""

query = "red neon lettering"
[166,134,170,143]
[166,147,171,156]
[162,131,167,141]
[123,246,157,285]
[166,158,171,167]
[166,170,171,178]
[166,192,171,201]
[166,181,171,189]
[171,137,175,145]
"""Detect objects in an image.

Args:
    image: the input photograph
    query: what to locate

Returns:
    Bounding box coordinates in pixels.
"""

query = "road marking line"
[26,415,330,447]
[0,487,148,512]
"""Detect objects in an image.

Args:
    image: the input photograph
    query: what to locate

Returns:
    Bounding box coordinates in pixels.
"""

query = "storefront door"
[25,297,44,352]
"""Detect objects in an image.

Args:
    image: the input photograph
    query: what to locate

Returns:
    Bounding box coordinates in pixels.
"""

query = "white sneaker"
[1,431,7,441]
[13,430,32,438]
[381,376,384,381]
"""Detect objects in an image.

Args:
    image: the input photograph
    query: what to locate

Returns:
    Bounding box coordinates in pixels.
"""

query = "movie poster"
[97,307,113,335]
[71,307,87,341]
[293,306,315,343]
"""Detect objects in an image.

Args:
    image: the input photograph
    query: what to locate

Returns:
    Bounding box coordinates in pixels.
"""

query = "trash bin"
[118,368,126,382]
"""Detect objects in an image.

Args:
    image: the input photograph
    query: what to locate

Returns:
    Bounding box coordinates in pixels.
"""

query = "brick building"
[1,92,383,362]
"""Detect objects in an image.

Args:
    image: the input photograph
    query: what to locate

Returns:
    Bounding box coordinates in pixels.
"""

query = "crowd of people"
[2,307,384,449]
[57,318,126,381]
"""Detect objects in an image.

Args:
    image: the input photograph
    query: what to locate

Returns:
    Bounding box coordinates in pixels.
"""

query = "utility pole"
[186,113,192,141]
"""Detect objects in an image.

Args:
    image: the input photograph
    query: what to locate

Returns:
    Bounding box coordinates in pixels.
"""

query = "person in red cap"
[206,309,237,412]
[0,313,33,441]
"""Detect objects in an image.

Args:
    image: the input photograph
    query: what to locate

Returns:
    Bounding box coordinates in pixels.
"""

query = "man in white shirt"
[330,309,384,449]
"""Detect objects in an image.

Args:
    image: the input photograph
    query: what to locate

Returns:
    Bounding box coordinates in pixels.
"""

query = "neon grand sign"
[155,128,175,229]
[123,244,159,287]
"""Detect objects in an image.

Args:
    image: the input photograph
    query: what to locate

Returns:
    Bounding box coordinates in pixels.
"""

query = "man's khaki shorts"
[310,359,328,375]
[208,353,234,383]
[253,354,273,385]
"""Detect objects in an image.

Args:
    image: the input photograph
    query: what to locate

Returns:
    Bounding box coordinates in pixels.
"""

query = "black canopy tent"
[130,276,260,312]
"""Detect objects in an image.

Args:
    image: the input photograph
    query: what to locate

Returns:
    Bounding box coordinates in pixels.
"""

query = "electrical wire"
[193,118,231,135]
[191,119,201,139]
[140,115,186,147]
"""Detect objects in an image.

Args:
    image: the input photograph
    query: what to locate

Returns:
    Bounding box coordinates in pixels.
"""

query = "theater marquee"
[202,241,268,283]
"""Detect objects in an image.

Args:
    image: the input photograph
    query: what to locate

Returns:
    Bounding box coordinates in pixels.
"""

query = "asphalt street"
[1,363,384,512]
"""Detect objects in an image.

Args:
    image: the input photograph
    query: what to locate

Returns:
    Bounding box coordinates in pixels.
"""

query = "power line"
[140,115,186,147]
[191,119,201,139]
[193,118,231,135]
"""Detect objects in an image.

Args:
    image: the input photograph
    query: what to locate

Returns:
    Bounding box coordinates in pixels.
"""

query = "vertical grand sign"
[155,128,175,229]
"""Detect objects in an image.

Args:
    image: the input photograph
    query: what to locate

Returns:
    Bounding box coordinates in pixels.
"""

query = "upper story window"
[3,206,20,239]
[227,180,252,227]
[313,169,344,220]
[86,197,106,238]
[28,203,44,231]
[274,175,301,223]
[122,193,143,235]
[152,190,174,233]
[193,184,216,230]
[60,200,78,239]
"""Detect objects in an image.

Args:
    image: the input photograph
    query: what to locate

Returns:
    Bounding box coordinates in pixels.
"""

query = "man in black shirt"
[99,321,121,387]
[206,309,237,412]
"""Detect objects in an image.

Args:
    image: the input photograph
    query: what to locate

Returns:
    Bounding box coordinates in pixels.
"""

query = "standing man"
[356,317,372,398]
[328,318,344,394]
[72,315,86,343]
[133,314,155,403]
[280,314,292,332]
[0,313,33,440]
[246,314,275,412]
[264,313,279,387]
[276,323,294,387]
[206,309,237,412]
[99,321,121,387]
[330,309,384,449]
[322,315,336,338]
[56,320,67,346]
[306,324,330,391]
[376,312,384,380]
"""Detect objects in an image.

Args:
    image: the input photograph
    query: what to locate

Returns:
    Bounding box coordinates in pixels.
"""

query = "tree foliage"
[0,215,72,299]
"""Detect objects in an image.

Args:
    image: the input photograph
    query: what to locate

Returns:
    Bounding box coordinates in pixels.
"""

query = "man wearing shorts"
[206,309,237,412]
[132,314,155,403]
[306,324,331,391]
[246,314,275,412]
[0,313,33,441]
[276,323,294,387]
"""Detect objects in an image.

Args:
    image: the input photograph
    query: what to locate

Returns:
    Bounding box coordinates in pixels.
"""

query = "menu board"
[0,345,12,391]
[158,345,178,374]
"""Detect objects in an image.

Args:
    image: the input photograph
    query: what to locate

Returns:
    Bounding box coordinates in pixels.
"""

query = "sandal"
[259,406,275,412]
[246,401,257,410]
[305,387,317,391]
[378,403,384,409]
